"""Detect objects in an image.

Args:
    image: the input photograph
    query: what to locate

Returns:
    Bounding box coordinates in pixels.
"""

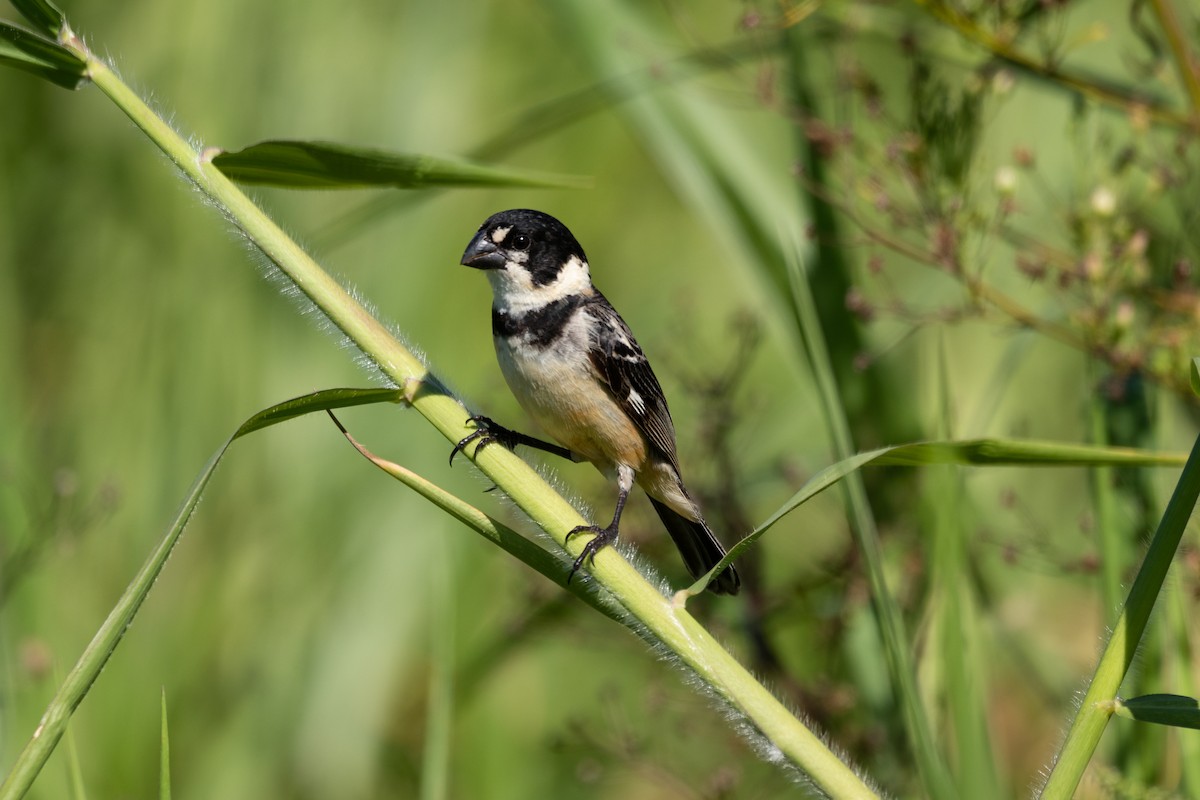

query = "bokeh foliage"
[1,1,1198,798]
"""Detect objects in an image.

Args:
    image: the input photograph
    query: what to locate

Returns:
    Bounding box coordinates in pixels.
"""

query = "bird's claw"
[565,523,619,585]
[449,415,511,466]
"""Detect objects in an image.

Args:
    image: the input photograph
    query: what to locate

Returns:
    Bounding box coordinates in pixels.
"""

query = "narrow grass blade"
[1113,695,1200,730]
[783,22,913,449]
[0,21,86,89]
[0,389,408,799]
[685,437,1184,594]
[324,412,619,621]
[782,239,956,800]
[212,140,589,190]
[235,387,406,435]
[420,557,453,800]
[927,339,1003,799]
[8,0,64,35]
[1039,369,1200,797]
[159,689,171,800]
[62,711,86,800]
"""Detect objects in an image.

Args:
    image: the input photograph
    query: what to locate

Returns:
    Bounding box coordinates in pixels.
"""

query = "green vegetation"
[2,1,1198,798]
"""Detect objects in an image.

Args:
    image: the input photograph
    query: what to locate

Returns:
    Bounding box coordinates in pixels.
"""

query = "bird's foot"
[449,415,518,465]
[565,523,620,584]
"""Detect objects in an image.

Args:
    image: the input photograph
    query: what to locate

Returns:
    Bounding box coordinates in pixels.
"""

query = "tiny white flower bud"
[992,70,1015,95]
[995,166,1018,195]
[1090,186,1117,217]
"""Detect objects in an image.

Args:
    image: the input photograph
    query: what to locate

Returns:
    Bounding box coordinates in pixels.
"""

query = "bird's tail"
[649,498,740,595]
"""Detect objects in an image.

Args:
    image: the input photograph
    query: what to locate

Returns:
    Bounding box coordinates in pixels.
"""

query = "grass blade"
[686,437,1184,593]
[8,0,64,35]
[325,411,619,621]
[784,240,956,799]
[1113,694,1200,730]
[927,340,1002,799]
[212,140,589,190]
[61,708,86,800]
[0,21,86,89]
[1039,361,1200,796]
[159,689,171,800]
[235,387,406,435]
[0,389,410,799]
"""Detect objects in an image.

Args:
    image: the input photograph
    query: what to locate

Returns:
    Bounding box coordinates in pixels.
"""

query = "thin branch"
[1147,0,1200,117]
[913,0,1197,129]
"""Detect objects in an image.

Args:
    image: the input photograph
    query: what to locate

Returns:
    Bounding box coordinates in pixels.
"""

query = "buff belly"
[493,333,701,523]
[494,334,647,469]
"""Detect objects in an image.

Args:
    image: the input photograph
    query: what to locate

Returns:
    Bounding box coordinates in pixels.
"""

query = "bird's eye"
[511,234,531,251]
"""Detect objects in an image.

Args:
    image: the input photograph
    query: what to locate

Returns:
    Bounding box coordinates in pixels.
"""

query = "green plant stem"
[1147,0,1200,118]
[159,689,171,800]
[785,244,957,800]
[48,28,875,799]
[929,340,1001,799]
[1039,430,1200,798]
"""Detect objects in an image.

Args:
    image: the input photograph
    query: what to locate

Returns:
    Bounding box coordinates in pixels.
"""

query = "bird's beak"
[460,233,507,270]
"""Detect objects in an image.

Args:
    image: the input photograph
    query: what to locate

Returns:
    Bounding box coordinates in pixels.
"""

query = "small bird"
[453,208,740,595]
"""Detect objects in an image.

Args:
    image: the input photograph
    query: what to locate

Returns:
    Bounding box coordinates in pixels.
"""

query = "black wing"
[584,293,681,472]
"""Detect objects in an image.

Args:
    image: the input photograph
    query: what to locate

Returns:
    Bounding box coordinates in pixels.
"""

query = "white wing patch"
[627,388,646,415]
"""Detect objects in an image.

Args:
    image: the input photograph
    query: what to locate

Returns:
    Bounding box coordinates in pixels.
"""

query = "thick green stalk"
[48,29,875,799]
[1039,430,1200,797]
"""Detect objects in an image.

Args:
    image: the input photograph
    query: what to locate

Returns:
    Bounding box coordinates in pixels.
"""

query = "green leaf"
[159,689,171,800]
[324,411,618,619]
[685,438,1186,595]
[1114,694,1200,730]
[0,21,87,89]
[0,388,406,800]
[1191,357,1200,397]
[234,387,406,436]
[9,0,65,35]
[211,140,590,190]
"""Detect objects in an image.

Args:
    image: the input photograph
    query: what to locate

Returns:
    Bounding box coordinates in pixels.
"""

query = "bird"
[452,208,740,595]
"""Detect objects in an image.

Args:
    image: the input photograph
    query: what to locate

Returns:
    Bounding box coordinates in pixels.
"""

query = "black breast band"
[493,295,587,347]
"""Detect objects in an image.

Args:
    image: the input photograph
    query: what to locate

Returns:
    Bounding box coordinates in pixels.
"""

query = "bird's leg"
[566,465,634,584]
[450,415,578,466]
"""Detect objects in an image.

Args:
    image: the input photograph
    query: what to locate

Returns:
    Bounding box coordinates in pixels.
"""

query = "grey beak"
[460,233,507,270]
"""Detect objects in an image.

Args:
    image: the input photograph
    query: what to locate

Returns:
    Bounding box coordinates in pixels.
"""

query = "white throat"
[487,254,593,315]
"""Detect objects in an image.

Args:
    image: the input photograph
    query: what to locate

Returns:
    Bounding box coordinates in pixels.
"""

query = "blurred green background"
[2,1,1198,798]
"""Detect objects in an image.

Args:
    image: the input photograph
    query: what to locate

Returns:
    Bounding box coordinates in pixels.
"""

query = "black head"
[459,209,588,287]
